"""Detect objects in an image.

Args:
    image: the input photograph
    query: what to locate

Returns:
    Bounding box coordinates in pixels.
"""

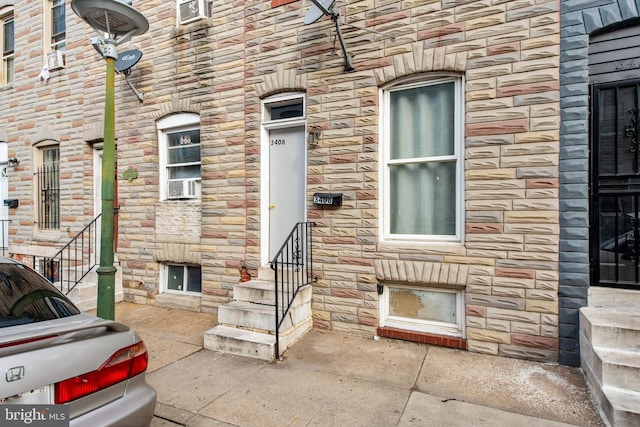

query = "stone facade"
[0,1,563,363]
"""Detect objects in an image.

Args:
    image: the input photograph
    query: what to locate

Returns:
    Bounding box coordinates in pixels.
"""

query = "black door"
[591,81,640,289]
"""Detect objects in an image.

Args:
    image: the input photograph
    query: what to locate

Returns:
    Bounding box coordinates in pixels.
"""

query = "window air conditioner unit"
[168,179,198,199]
[46,50,65,71]
[178,0,211,25]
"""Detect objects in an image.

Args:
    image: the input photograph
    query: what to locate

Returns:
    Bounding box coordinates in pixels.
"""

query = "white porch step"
[234,279,276,305]
[580,288,640,427]
[204,325,275,361]
[580,307,640,351]
[591,347,640,393]
[218,296,312,333]
[599,387,640,427]
[204,318,313,362]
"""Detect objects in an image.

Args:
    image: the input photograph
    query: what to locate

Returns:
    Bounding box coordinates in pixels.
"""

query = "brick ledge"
[377,327,467,350]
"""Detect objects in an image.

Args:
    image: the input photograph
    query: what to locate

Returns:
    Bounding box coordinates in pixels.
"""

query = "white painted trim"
[157,113,201,201]
[379,74,465,244]
[260,92,306,266]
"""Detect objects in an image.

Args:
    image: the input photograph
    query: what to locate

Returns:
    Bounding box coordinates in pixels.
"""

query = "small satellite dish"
[303,0,335,25]
[115,49,143,73]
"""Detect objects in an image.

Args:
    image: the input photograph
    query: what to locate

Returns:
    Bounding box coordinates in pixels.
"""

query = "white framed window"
[162,264,201,294]
[177,0,212,25]
[46,0,66,52]
[381,75,464,243]
[34,142,60,230]
[380,284,465,338]
[1,8,13,85]
[157,114,201,200]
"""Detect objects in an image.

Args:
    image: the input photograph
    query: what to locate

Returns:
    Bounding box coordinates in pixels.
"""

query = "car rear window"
[0,263,80,328]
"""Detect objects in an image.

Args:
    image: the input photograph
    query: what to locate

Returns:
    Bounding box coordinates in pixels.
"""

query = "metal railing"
[44,214,101,295]
[271,221,316,359]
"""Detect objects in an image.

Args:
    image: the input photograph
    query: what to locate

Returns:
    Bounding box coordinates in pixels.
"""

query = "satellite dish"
[115,49,143,73]
[304,0,335,25]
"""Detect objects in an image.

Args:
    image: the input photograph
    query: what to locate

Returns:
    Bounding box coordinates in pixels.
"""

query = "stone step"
[592,347,640,393]
[600,387,640,427]
[234,279,276,305]
[234,280,312,306]
[204,316,314,362]
[580,307,640,351]
[204,325,275,361]
[218,298,311,333]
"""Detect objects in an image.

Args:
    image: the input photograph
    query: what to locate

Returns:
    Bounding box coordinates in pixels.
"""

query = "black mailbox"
[4,199,18,208]
[313,193,342,207]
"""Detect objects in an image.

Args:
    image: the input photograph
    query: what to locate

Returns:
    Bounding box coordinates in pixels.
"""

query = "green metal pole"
[96,50,117,320]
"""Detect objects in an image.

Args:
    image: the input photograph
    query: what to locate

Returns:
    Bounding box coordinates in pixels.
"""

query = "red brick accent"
[526,178,559,188]
[377,327,467,350]
[466,305,486,317]
[466,223,503,233]
[496,267,535,279]
[271,0,297,7]
[466,119,529,137]
[511,334,558,350]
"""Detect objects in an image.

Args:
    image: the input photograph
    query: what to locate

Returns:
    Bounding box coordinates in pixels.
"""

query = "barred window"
[36,145,60,230]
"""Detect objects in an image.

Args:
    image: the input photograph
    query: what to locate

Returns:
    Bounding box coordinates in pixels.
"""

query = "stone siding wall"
[245,0,560,361]
[0,0,562,362]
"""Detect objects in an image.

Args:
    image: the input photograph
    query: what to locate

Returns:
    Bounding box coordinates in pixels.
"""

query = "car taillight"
[54,341,149,404]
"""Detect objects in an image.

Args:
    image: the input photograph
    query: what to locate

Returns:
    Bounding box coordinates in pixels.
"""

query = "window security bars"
[36,160,60,230]
[271,222,315,359]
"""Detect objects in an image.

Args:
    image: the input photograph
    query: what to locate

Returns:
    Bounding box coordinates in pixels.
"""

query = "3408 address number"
[270,139,286,145]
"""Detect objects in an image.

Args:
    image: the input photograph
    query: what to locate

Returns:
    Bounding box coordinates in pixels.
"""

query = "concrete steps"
[61,264,124,311]
[580,288,640,426]
[205,274,312,362]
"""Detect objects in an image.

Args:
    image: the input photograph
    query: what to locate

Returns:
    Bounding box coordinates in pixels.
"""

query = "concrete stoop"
[63,267,124,311]
[580,288,640,426]
[204,278,312,362]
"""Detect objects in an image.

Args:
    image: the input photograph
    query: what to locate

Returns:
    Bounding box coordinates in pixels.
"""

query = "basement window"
[380,285,464,337]
[162,264,201,295]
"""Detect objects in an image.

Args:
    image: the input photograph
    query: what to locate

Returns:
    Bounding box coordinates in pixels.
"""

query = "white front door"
[269,126,306,260]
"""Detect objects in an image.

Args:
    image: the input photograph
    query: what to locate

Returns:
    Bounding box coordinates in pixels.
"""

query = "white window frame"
[44,0,66,53]
[380,74,465,244]
[380,284,465,338]
[161,263,202,295]
[157,113,201,201]
[1,7,13,85]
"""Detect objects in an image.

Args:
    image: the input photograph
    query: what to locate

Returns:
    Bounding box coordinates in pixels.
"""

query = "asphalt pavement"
[106,302,605,427]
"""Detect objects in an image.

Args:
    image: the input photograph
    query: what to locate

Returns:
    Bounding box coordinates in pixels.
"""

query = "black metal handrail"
[44,214,101,294]
[271,221,315,359]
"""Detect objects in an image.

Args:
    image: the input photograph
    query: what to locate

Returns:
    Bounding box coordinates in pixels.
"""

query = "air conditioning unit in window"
[46,50,65,71]
[168,179,198,199]
[178,0,211,25]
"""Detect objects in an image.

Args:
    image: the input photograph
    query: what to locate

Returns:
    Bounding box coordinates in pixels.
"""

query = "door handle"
[269,203,275,209]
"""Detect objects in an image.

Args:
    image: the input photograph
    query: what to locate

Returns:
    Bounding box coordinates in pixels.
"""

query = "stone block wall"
[0,0,562,362]
[245,0,560,362]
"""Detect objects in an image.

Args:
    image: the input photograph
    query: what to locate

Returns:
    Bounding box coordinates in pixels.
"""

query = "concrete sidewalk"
[108,303,604,427]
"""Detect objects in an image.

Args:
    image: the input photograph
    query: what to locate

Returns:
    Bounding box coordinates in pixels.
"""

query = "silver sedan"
[0,257,156,426]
